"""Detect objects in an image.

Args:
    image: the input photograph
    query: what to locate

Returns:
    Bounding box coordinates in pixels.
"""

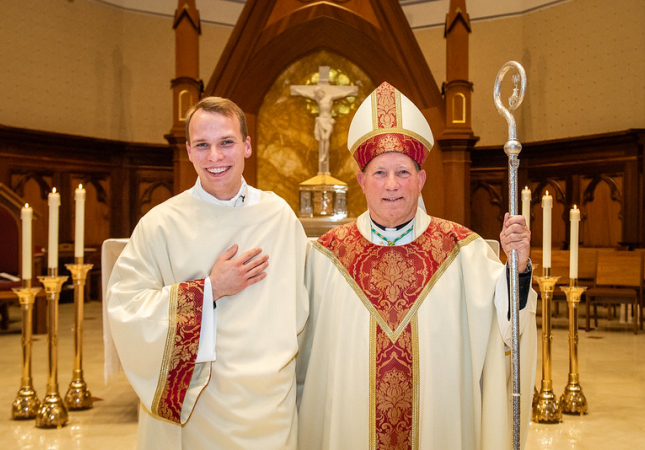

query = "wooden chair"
[577,247,599,287]
[101,238,129,383]
[638,248,645,330]
[0,203,22,330]
[585,251,644,334]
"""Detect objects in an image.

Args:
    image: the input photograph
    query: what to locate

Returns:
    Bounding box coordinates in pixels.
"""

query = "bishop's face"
[357,152,426,228]
[186,109,251,200]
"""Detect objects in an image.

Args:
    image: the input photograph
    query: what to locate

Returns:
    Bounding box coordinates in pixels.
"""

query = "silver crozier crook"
[494,60,526,450]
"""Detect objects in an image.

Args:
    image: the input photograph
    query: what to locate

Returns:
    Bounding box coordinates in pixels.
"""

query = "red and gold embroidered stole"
[151,279,205,424]
[318,220,473,449]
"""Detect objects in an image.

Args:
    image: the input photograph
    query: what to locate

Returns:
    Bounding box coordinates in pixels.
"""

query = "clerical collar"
[371,217,414,232]
[369,216,416,247]
[192,177,249,207]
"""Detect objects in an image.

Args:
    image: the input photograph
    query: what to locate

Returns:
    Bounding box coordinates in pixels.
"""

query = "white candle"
[569,205,580,279]
[48,188,61,270]
[21,204,33,280]
[74,184,86,258]
[521,186,531,230]
[542,191,552,269]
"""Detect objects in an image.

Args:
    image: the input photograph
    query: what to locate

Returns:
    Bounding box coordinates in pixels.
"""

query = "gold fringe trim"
[369,317,377,450]
[412,315,420,450]
[151,283,180,416]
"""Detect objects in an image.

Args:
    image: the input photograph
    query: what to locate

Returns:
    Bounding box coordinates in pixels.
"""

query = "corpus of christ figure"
[290,66,358,175]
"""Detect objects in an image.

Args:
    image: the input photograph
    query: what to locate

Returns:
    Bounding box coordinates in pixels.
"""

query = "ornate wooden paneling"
[470,178,504,241]
[581,174,623,247]
[0,125,173,269]
[471,129,644,249]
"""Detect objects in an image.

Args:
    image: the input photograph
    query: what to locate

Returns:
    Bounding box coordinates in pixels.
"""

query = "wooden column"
[439,0,478,225]
[166,0,201,195]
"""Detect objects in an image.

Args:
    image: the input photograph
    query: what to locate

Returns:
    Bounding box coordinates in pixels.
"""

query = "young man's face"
[186,109,251,200]
[357,152,426,228]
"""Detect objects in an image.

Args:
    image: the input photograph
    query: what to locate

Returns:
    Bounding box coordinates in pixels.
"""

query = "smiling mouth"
[207,167,229,174]
[383,197,403,202]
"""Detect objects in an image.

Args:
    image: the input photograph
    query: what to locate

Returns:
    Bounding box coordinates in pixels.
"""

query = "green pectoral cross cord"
[370,224,414,246]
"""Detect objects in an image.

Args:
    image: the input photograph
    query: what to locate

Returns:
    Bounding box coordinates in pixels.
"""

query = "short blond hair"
[185,97,248,142]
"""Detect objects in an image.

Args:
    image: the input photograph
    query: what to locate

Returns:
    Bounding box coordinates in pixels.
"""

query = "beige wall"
[0,0,229,144]
[416,0,645,146]
[1,0,643,146]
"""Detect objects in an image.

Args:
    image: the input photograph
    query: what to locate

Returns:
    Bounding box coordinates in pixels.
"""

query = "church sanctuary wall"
[0,0,230,144]
[414,0,645,147]
[1,0,641,150]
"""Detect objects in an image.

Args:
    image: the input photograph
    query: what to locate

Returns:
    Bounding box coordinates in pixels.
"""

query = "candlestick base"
[65,377,93,410]
[11,387,41,420]
[35,393,69,428]
[533,381,562,423]
[560,375,588,415]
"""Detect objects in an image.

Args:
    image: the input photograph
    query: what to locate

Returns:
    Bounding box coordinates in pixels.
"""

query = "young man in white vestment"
[297,82,537,450]
[107,97,308,449]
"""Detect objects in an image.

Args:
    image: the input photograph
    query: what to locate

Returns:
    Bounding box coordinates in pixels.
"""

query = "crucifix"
[290,66,358,175]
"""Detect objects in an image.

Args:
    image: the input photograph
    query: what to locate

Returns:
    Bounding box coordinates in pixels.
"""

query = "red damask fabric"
[155,279,205,424]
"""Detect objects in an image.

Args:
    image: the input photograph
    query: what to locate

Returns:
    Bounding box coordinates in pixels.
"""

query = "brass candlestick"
[64,258,94,410]
[532,269,562,423]
[36,269,69,428]
[11,280,42,420]
[559,279,588,415]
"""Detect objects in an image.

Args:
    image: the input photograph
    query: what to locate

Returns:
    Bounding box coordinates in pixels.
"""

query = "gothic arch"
[205,0,446,146]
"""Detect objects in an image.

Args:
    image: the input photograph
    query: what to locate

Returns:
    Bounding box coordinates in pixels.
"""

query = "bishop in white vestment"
[297,82,537,450]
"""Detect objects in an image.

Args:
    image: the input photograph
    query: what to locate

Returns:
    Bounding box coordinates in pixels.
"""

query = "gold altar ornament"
[36,270,69,428]
[10,280,42,420]
[64,259,94,410]
[560,280,588,415]
[532,270,563,423]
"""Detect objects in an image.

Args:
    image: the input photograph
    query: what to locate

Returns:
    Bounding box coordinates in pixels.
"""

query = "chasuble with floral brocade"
[317,219,475,449]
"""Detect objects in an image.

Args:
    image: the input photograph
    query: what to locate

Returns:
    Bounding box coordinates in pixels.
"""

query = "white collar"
[190,177,250,207]
[369,217,416,246]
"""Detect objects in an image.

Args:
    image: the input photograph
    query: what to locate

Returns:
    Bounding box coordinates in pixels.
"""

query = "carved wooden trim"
[472,128,644,248]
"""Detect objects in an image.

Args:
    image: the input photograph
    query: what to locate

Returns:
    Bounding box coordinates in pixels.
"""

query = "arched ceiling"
[93,0,570,29]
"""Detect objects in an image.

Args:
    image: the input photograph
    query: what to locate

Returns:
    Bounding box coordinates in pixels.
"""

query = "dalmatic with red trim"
[108,190,307,449]
[317,220,475,450]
